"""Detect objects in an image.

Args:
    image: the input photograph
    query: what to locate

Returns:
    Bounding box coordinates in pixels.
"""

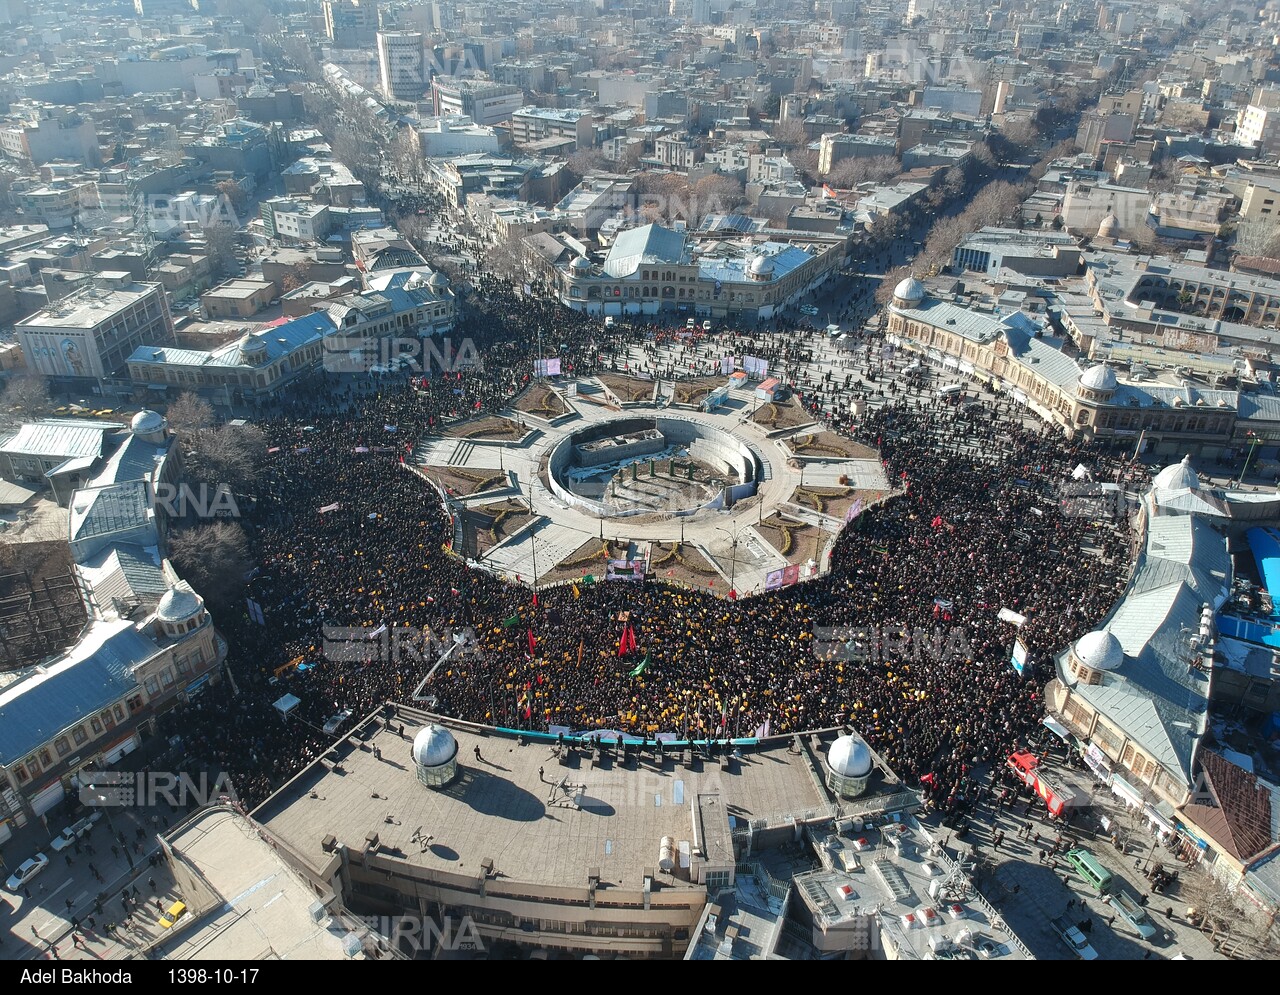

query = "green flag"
[583,574,596,585]
[629,652,650,678]
[502,614,520,629]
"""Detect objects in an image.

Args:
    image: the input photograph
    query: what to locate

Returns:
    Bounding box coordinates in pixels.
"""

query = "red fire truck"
[1008,751,1080,818]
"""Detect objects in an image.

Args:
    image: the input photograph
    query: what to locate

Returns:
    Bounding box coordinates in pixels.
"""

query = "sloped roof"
[602,224,690,279]
[0,620,156,765]
[0,420,120,459]
[1183,750,1273,862]
[1068,511,1228,788]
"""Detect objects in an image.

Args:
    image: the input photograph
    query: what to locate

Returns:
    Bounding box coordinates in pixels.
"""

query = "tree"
[215,179,247,220]
[165,391,214,437]
[202,223,237,277]
[1234,218,1280,260]
[185,422,267,494]
[167,520,251,611]
[0,374,51,426]
[567,148,612,178]
[693,173,748,216]
[875,264,915,306]
[771,121,809,150]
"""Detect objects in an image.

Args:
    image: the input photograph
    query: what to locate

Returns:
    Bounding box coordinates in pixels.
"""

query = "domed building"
[1152,455,1199,492]
[153,581,209,639]
[412,723,459,788]
[890,276,926,310]
[1097,213,1119,240]
[1076,365,1118,402]
[825,733,874,799]
[747,254,774,282]
[1065,629,1124,686]
[130,409,168,445]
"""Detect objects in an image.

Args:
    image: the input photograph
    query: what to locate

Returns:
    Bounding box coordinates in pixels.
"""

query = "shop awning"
[1144,802,1176,835]
[1042,717,1072,741]
[1111,773,1144,808]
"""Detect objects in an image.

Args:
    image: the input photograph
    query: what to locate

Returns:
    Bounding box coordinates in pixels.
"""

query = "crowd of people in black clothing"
[157,300,1138,813]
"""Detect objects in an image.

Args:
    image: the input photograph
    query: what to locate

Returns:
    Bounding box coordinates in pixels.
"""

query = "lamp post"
[715,524,741,592]
[1239,431,1262,486]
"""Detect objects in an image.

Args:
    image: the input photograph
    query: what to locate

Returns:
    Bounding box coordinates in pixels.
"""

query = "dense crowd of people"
[160,305,1137,811]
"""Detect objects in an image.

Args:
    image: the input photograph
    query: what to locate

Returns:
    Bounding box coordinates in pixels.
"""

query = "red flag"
[524,706,532,720]
[729,589,737,600]
[532,592,538,608]
[527,629,536,654]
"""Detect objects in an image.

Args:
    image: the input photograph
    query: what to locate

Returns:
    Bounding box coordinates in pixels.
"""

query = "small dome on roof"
[412,724,458,768]
[156,585,202,623]
[1152,454,1199,491]
[1098,213,1119,238]
[749,254,774,276]
[1073,629,1124,672]
[570,255,592,271]
[1079,365,1118,392]
[893,276,925,304]
[131,409,166,436]
[827,734,873,778]
[427,271,448,289]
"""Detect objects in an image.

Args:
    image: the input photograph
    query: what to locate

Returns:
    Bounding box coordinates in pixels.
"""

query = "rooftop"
[254,710,834,894]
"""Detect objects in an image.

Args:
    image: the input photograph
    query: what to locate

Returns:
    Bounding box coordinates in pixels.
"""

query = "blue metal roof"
[0,623,155,765]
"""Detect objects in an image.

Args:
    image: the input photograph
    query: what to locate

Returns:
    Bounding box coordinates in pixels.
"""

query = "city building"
[414,115,502,157]
[324,0,380,48]
[431,79,523,128]
[200,279,276,320]
[377,31,426,104]
[557,222,844,321]
[252,708,960,959]
[17,274,175,380]
[0,107,101,168]
[510,107,594,152]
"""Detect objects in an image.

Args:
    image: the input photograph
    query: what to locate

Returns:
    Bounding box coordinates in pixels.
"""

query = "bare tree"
[202,223,238,277]
[215,179,247,218]
[693,173,748,216]
[165,391,214,437]
[0,374,52,425]
[1234,218,1280,260]
[186,422,267,493]
[567,148,612,178]
[875,264,915,306]
[771,121,809,149]
[167,520,251,610]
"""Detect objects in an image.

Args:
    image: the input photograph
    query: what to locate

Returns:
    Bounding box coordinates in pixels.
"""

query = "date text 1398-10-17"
[168,969,261,984]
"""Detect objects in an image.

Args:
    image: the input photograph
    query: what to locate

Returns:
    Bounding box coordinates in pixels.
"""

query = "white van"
[938,383,965,397]
[686,318,697,330]
[604,316,615,328]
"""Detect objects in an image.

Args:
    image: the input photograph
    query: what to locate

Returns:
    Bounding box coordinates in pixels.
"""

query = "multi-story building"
[8,178,94,229]
[817,133,898,174]
[950,227,1084,278]
[377,31,426,104]
[431,79,523,127]
[17,274,175,380]
[0,409,224,831]
[323,0,380,48]
[260,197,332,243]
[1236,103,1280,158]
[557,222,844,321]
[0,107,101,168]
[414,115,502,157]
[510,107,594,152]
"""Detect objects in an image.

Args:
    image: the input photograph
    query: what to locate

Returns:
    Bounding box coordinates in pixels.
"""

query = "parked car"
[323,708,354,736]
[49,812,101,852]
[6,853,49,891]
[1106,888,1158,939]
[1050,914,1098,960]
[799,304,820,316]
[158,900,187,929]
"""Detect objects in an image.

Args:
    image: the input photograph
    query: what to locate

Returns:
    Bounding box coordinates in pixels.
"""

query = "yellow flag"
[572,583,580,599]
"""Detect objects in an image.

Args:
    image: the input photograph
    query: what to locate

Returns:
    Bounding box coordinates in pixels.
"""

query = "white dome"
[131,409,166,435]
[570,255,592,271]
[1152,455,1199,491]
[827,734,873,778]
[1098,213,1119,238]
[1079,365,1118,392]
[427,271,448,289]
[893,277,925,304]
[749,254,774,276]
[1073,629,1124,672]
[156,586,202,623]
[412,724,458,768]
